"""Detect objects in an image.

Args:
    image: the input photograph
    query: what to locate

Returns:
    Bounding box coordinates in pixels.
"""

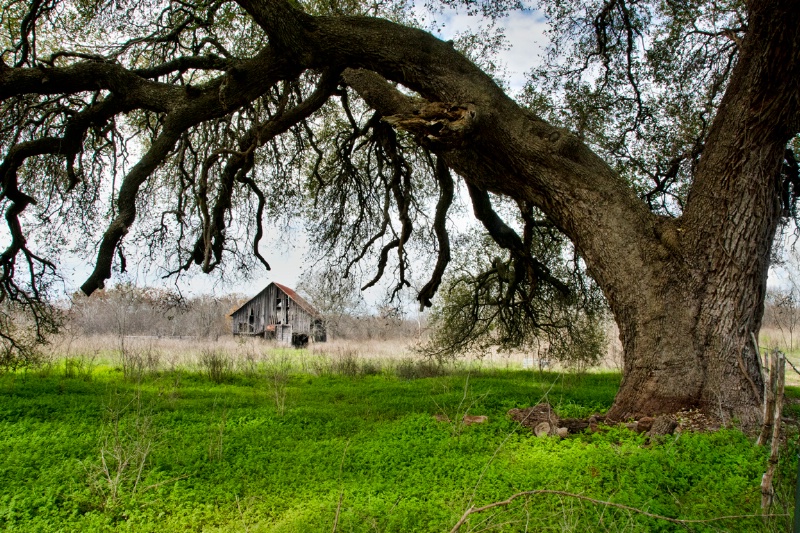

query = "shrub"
[332,348,360,377]
[120,345,161,381]
[198,348,231,383]
[63,353,96,381]
[264,354,293,415]
[85,389,160,506]
[359,360,383,376]
[395,358,446,379]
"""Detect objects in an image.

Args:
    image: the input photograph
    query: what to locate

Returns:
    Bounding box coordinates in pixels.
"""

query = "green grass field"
[0,356,796,532]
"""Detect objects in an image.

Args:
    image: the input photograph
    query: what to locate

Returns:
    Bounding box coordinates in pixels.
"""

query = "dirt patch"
[433,414,488,425]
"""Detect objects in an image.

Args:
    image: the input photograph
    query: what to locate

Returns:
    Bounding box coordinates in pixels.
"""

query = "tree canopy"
[1,0,799,425]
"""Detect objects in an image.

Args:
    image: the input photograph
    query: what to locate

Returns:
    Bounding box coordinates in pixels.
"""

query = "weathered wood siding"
[230,283,325,343]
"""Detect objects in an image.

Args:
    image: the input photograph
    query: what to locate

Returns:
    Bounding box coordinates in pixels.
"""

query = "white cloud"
[500,11,549,91]
[436,9,550,92]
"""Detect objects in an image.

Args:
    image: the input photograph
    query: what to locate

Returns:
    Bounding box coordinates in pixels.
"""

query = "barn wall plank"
[231,282,325,340]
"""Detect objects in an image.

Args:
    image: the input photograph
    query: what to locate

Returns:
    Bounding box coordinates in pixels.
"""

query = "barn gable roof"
[230,282,322,319]
[272,283,320,318]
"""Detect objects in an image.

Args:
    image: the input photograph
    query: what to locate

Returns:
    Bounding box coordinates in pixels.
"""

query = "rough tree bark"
[2,0,798,427]
[234,0,800,427]
[607,0,800,426]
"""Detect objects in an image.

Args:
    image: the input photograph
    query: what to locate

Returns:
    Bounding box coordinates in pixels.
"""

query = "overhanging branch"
[417,156,454,309]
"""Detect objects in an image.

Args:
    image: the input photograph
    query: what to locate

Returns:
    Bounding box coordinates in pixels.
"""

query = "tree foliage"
[523,0,799,216]
[422,213,605,365]
[0,0,591,365]
[0,0,798,423]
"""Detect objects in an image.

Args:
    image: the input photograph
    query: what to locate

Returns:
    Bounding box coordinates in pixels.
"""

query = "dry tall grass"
[39,329,628,377]
[756,326,800,386]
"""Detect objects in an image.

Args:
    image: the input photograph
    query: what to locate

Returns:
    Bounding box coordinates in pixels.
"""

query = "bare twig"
[142,474,190,492]
[450,490,789,532]
[784,356,800,377]
[332,439,351,533]
[751,332,764,379]
[235,494,250,533]
[757,349,778,447]
[736,348,761,402]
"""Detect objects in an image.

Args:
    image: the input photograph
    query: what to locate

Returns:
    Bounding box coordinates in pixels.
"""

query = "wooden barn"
[230,282,326,345]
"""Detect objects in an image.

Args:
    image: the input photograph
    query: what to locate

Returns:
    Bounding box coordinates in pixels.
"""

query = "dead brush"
[331,348,360,377]
[119,344,162,382]
[307,353,334,376]
[264,354,292,415]
[395,358,446,379]
[155,371,182,410]
[207,399,227,462]
[235,349,263,379]
[84,388,165,506]
[63,351,97,381]
[199,348,232,383]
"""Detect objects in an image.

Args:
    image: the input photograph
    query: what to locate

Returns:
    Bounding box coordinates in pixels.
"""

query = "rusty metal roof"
[273,282,321,318]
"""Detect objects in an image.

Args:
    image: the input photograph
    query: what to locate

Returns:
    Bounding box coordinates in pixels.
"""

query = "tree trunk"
[237,0,800,429]
[605,245,771,427]
[604,0,798,427]
[336,10,791,429]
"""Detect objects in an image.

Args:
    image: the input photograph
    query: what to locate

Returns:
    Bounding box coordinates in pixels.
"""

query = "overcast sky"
[437,7,549,92]
[45,3,794,302]
[52,6,551,300]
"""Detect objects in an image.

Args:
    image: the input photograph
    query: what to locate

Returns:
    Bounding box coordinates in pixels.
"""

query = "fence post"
[762,351,785,514]
[794,451,800,533]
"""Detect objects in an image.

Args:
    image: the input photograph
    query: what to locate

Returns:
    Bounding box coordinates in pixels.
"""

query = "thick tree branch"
[77,49,306,295]
[467,182,571,297]
[236,3,659,325]
[133,55,234,79]
[80,128,183,295]
[360,123,415,294]
[341,69,417,116]
[684,0,800,235]
[1,61,181,110]
[417,156,454,309]
[183,68,340,273]
[467,182,525,252]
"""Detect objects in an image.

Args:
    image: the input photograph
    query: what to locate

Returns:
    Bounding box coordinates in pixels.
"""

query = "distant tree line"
[761,248,800,351]
[297,269,424,342]
[763,286,800,351]
[65,283,423,342]
[67,285,244,340]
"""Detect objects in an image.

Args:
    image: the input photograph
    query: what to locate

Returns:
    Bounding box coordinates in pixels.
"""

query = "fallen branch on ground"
[449,490,790,532]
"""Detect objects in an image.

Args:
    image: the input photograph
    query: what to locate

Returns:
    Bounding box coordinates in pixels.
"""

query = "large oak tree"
[1,0,798,427]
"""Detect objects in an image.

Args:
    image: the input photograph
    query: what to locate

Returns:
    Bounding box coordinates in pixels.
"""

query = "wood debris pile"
[508,403,719,438]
